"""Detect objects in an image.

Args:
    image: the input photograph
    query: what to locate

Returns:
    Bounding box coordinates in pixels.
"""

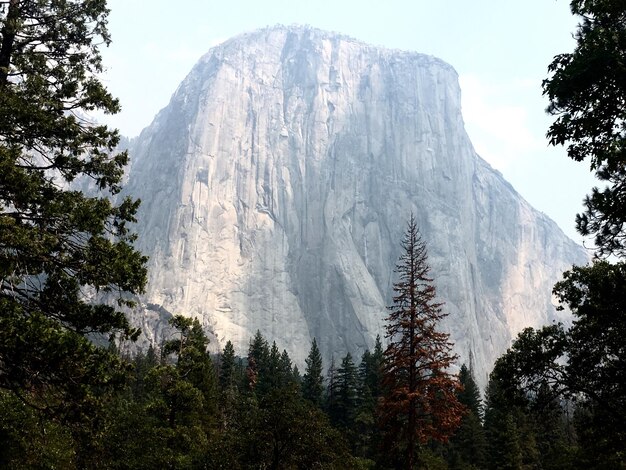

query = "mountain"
[122,25,588,387]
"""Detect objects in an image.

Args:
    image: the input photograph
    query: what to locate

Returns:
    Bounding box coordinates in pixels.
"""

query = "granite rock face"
[123,26,588,387]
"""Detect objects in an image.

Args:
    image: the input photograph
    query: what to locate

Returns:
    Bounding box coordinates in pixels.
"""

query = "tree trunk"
[0,0,20,87]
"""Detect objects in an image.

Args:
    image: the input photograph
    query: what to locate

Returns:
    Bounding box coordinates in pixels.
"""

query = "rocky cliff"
[123,25,589,387]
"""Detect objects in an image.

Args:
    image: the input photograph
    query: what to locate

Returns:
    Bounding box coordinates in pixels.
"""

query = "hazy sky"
[100,0,597,246]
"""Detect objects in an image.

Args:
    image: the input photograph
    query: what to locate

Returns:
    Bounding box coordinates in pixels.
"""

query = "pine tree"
[447,364,486,469]
[291,364,301,386]
[359,335,384,400]
[379,215,464,468]
[543,1,626,257]
[353,342,385,460]
[302,338,324,407]
[278,349,295,387]
[162,315,218,419]
[247,330,269,392]
[458,364,482,418]
[531,384,574,470]
[325,357,339,419]
[335,353,359,429]
[483,369,539,470]
[131,344,159,401]
[260,341,282,394]
[139,316,219,465]
[0,4,147,454]
[219,340,237,390]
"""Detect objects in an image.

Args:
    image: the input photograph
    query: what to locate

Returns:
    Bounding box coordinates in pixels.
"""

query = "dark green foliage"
[480,4,626,463]
[219,340,237,389]
[101,315,216,468]
[488,262,626,467]
[486,336,571,470]
[279,348,298,388]
[541,4,626,463]
[130,344,159,401]
[333,353,359,429]
[246,329,269,392]
[143,364,209,467]
[353,339,384,460]
[543,1,626,256]
[0,0,147,425]
[241,387,355,469]
[163,316,217,405]
[572,401,625,470]
[358,335,384,402]
[553,262,626,423]
[554,261,626,466]
[446,365,486,469]
[0,389,74,468]
[302,337,325,406]
[485,258,626,468]
[292,364,301,384]
[325,357,339,418]
[483,373,539,470]
[457,365,482,418]
[531,385,576,470]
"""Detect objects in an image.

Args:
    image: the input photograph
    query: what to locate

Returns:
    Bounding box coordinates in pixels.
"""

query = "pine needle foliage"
[0,0,147,423]
[379,215,464,468]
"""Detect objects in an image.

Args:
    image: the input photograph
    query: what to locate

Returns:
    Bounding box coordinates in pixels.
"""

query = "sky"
[99,0,597,246]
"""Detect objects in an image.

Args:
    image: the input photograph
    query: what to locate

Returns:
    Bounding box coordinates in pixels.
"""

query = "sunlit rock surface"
[123,25,588,387]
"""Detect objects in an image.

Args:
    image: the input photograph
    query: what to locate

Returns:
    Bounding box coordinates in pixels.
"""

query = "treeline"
[2,311,619,469]
[2,221,623,469]
[0,318,460,468]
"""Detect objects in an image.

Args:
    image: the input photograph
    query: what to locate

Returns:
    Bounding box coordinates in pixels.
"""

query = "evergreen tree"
[143,364,209,467]
[446,364,486,469]
[217,341,242,434]
[334,353,359,429]
[458,364,482,418]
[0,389,74,468]
[379,215,464,468]
[554,262,626,441]
[359,335,384,400]
[0,0,147,424]
[259,341,282,394]
[140,316,219,466]
[325,357,339,419]
[353,343,385,461]
[292,364,302,386]
[483,376,523,470]
[488,262,626,467]
[219,385,354,469]
[219,340,237,390]
[302,338,325,407]
[279,348,295,387]
[543,1,626,257]
[163,315,217,412]
[531,384,575,470]
[484,363,541,470]
[131,344,159,402]
[167,317,218,434]
[246,330,269,392]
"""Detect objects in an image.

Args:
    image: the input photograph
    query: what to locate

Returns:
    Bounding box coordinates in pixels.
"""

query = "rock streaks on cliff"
[124,26,588,387]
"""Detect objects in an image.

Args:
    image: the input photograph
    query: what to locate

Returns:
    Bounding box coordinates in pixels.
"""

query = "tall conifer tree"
[335,353,359,429]
[302,338,324,407]
[379,215,463,468]
[446,364,486,469]
[0,0,147,426]
[219,340,237,390]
